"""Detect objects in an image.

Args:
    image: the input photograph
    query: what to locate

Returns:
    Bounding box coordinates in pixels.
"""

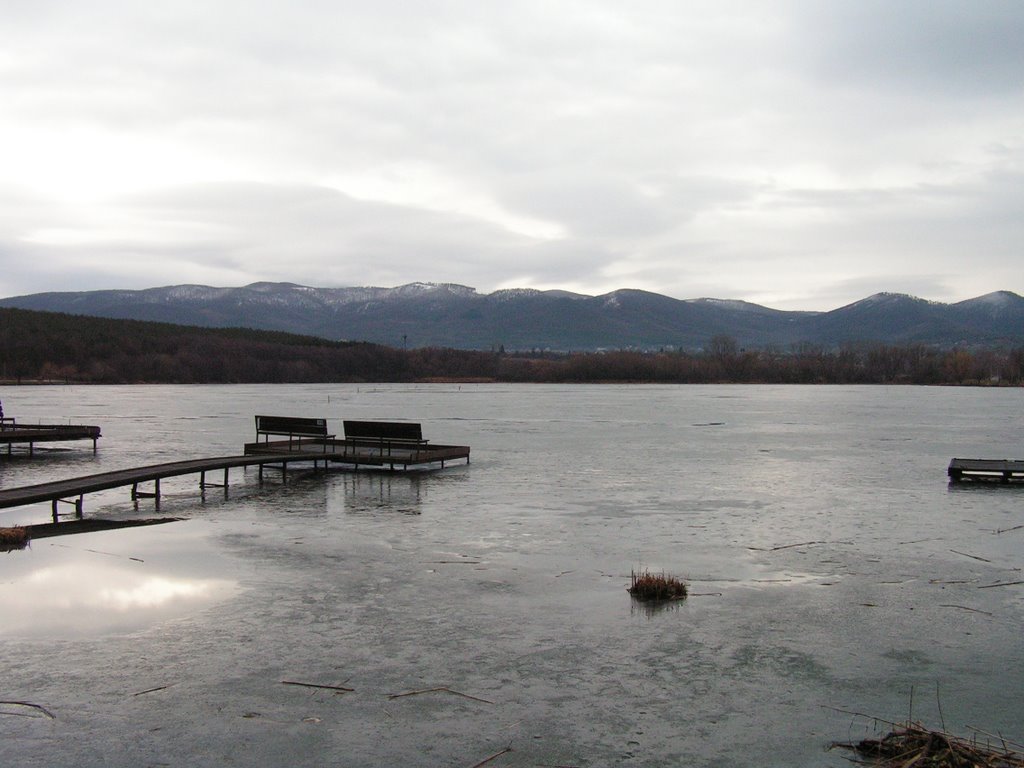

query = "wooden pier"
[948,458,1024,484]
[0,423,101,455]
[0,421,469,521]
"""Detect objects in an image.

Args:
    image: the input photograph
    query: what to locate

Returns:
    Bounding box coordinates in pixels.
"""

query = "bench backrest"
[255,415,329,437]
[343,420,423,442]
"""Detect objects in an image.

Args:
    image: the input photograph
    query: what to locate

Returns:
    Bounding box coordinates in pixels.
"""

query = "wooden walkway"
[948,458,1024,484]
[0,439,470,520]
[1,424,101,455]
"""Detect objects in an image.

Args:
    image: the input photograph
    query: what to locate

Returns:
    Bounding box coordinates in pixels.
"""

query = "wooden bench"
[343,420,428,456]
[255,415,334,451]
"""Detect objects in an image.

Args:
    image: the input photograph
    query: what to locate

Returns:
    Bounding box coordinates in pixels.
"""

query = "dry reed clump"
[0,526,30,551]
[832,721,1024,767]
[628,569,688,601]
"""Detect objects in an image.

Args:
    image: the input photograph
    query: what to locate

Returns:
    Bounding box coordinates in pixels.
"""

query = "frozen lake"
[1,383,1022,766]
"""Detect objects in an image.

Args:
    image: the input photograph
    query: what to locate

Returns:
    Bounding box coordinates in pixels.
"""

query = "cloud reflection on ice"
[0,521,238,637]
[98,574,223,610]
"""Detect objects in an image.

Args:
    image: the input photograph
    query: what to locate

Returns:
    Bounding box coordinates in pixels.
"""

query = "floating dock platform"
[247,417,470,471]
[948,458,1024,484]
[1,423,101,455]
[243,437,471,471]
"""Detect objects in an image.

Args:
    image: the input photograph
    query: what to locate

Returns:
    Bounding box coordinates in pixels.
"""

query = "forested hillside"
[0,308,1021,385]
[0,307,495,383]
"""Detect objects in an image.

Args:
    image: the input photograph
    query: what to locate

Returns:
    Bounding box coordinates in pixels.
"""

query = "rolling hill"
[2,283,1022,351]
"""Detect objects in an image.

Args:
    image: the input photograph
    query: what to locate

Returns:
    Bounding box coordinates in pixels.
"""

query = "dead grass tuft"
[628,569,688,601]
[0,526,29,551]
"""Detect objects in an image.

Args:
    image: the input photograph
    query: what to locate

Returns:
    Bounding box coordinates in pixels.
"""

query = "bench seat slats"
[256,415,331,438]
[343,420,423,442]
[342,421,428,456]
[255,415,335,452]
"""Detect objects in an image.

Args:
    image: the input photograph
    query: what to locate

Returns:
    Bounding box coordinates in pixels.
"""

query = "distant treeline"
[1,308,1021,386]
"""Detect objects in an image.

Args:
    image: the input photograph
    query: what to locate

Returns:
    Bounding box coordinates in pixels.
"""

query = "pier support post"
[131,479,161,503]
[50,496,84,522]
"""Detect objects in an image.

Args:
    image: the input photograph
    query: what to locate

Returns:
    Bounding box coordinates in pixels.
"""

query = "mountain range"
[1,283,1022,351]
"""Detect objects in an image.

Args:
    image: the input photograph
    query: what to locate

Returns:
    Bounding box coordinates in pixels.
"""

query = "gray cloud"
[796,0,1024,97]
[0,0,1020,310]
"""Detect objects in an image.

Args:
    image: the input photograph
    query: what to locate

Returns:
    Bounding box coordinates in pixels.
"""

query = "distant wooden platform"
[948,458,1024,484]
[0,423,101,455]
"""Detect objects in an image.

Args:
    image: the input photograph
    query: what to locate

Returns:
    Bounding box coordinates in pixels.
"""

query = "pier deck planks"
[243,438,469,469]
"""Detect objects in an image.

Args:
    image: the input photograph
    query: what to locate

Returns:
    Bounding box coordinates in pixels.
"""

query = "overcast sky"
[1,1,1021,310]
